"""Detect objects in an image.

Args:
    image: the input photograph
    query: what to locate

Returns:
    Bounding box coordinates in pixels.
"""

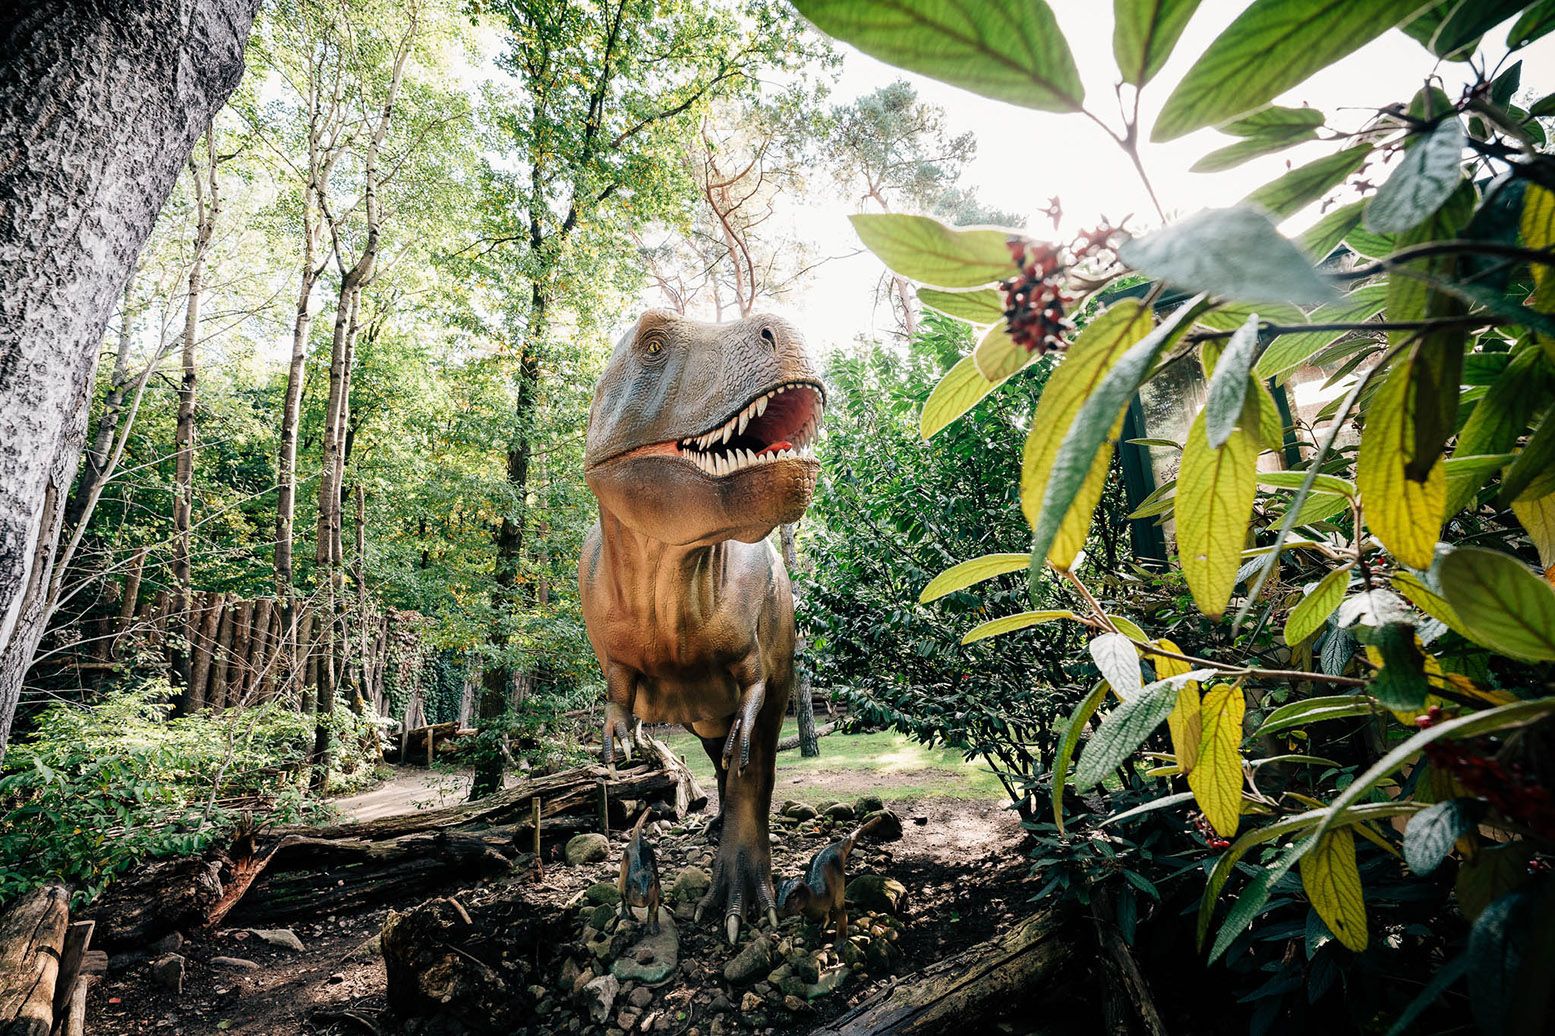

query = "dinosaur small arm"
[580,309,823,944]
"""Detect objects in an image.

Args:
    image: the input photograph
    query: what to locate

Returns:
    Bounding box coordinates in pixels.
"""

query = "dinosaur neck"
[596,506,727,624]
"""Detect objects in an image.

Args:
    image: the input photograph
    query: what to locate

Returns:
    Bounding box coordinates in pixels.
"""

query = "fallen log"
[0,883,70,1036]
[810,906,1079,1035]
[392,721,457,765]
[777,721,836,753]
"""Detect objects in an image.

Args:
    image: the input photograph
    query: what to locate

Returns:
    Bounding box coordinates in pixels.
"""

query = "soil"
[84,765,1051,1036]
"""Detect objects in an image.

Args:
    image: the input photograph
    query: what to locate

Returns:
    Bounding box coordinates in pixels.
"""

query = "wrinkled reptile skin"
[580,309,823,942]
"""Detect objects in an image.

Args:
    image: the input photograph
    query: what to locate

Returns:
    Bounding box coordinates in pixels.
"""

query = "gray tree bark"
[779,523,820,757]
[0,0,261,765]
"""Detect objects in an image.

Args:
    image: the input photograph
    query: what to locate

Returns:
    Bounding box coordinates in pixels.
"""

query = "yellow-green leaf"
[1189,682,1245,838]
[1299,828,1368,951]
[1392,570,1474,639]
[1175,411,1259,618]
[849,212,1016,289]
[920,553,1030,604]
[921,353,1007,440]
[1511,491,1555,573]
[1157,637,1202,773]
[973,321,1031,382]
[1522,184,1555,304]
[1284,566,1350,645]
[1113,0,1202,85]
[961,610,1076,645]
[918,286,1005,324]
[1439,546,1555,661]
[1356,359,1445,569]
[1021,300,1154,569]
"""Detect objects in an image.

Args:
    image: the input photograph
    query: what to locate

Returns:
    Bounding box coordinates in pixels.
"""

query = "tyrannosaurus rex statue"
[580,309,823,944]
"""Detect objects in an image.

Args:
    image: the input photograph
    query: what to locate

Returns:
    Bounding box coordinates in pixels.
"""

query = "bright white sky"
[767,3,1555,353]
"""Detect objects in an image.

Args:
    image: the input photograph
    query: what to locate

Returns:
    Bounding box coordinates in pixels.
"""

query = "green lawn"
[653,720,1009,804]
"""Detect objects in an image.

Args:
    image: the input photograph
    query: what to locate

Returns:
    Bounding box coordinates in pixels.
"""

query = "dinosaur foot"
[703,810,724,843]
[693,841,777,944]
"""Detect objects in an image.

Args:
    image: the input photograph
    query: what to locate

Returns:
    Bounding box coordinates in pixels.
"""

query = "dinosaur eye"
[642,328,667,356]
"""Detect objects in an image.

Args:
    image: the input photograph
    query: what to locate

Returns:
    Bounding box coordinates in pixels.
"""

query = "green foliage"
[0,681,384,906]
[804,1,1555,1029]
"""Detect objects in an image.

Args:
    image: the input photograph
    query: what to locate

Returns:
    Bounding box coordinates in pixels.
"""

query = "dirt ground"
[84,758,1045,1036]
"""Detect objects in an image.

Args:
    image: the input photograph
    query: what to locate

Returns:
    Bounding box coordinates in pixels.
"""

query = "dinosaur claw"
[767,907,779,930]
[725,912,740,945]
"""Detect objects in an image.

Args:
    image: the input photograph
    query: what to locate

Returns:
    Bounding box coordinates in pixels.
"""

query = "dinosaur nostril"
[760,326,776,350]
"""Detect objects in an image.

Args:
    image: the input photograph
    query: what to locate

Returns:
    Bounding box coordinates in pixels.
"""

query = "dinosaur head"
[585,310,824,545]
[774,876,811,918]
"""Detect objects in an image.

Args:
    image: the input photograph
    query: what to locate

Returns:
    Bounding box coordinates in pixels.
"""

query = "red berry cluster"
[1190,811,1232,850]
[1424,736,1555,841]
[1001,239,1073,355]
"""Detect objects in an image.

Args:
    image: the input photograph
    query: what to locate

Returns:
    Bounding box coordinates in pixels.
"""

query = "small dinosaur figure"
[775,814,882,946]
[580,310,823,943]
[618,808,662,934]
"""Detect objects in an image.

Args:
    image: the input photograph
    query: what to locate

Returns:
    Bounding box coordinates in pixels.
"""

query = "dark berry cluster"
[1190,811,1232,850]
[1423,731,1555,841]
[1000,224,1123,356]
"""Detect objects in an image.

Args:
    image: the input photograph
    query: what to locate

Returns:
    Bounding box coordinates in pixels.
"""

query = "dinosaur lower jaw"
[611,380,824,479]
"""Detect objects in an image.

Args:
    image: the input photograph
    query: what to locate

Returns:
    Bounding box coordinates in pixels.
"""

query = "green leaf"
[1254,284,1390,381]
[1455,342,1555,460]
[1297,200,1365,260]
[1242,145,1371,222]
[1152,0,1430,141]
[793,0,1084,112]
[1512,491,1555,571]
[1098,790,1197,828]
[1444,451,1516,515]
[1403,798,1476,875]
[1365,119,1466,233]
[1204,314,1261,449]
[1365,622,1431,712]
[1285,567,1351,645]
[1209,837,1307,961]
[1119,208,1336,305]
[1439,546,1555,661]
[1113,0,1202,85]
[1256,470,1355,497]
[1392,569,1473,639]
[849,213,1016,289]
[1188,682,1245,838]
[1222,105,1326,137]
[1155,638,1202,772]
[1502,408,1555,504]
[1089,632,1143,698]
[1299,827,1368,951]
[1191,131,1317,174]
[1467,883,1555,1036]
[1176,412,1259,618]
[1197,300,1305,333]
[917,286,1005,324]
[1053,681,1110,833]
[971,321,1031,383]
[1074,669,1218,788]
[1356,358,1446,570]
[1253,694,1380,738]
[920,553,1030,603]
[1412,0,1529,57]
[1021,300,1161,570]
[1458,843,1535,920]
[960,609,1076,645]
[1509,0,1555,48]
[1344,224,1396,259]
[920,353,1005,439]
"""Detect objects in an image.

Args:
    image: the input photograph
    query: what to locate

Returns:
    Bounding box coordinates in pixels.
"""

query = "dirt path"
[329,767,472,822]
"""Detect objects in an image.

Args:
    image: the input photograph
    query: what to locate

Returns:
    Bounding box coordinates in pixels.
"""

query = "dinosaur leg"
[693,678,787,943]
[694,731,729,841]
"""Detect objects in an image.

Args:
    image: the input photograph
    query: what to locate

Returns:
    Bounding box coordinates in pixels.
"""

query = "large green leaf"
[1176,412,1259,618]
[1297,200,1364,260]
[1114,0,1202,85]
[793,0,1084,112]
[1253,694,1380,738]
[917,286,1004,324]
[1365,119,1466,233]
[1284,567,1351,645]
[1222,105,1326,137]
[1021,300,1157,570]
[920,552,1030,603]
[1191,130,1317,174]
[1074,669,1217,788]
[1501,408,1555,503]
[1356,358,1446,570]
[1439,547,1555,661]
[1189,682,1245,838]
[1455,341,1555,460]
[1118,208,1336,305]
[1406,0,1529,57]
[1300,828,1368,951]
[1152,0,1431,141]
[1028,298,1206,571]
[849,213,1016,289]
[920,353,1007,439]
[1509,0,1555,48]
[972,321,1031,383]
[960,609,1076,645]
[1204,314,1261,448]
[1242,145,1371,222]
[1053,681,1110,833]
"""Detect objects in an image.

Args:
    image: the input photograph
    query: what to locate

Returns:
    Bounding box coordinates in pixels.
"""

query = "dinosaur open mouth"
[676,380,824,477]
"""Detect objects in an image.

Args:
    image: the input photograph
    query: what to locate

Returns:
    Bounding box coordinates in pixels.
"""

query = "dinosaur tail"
[630,806,652,841]
[837,812,883,865]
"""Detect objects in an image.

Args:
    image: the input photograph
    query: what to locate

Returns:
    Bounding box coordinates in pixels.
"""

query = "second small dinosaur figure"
[618,808,662,934]
[775,814,882,946]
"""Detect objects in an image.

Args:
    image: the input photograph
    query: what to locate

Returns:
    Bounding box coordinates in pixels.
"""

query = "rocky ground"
[83,790,1034,1036]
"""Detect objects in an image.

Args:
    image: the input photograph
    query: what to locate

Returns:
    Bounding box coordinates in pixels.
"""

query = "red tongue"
[757,440,792,457]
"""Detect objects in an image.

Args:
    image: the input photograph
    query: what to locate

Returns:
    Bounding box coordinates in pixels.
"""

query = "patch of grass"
[653,721,1008,803]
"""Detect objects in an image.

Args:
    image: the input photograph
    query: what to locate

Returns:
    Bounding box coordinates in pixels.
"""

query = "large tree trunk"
[0,0,260,765]
[779,523,820,757]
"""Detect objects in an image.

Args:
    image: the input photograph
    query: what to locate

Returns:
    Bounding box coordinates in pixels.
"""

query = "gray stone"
[611,915,680,986]
[845,875,906,914]
[628,985,653,1009]
[798,966,848,1001]
[823,802,855,822]
[148,932,184,955]
[586,881,622,906]
[855,795,885,815]
[861,809,903,842]
[708,993,732,1014]
[589,904,617,929]
[566,833,611,866]
[344,934,382,962]
[722,935,772,985]
[581,973,621,1022]
[782,802,817,821]
[209,956,259,971]
[243,928,305,953]
[150,953,185,993]
[668,866,711,904]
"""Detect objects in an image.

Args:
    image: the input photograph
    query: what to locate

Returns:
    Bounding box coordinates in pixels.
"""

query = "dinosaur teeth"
[755,396,767,417]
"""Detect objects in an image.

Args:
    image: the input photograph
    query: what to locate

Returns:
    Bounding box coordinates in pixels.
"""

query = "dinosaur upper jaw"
[589,379,825,479]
